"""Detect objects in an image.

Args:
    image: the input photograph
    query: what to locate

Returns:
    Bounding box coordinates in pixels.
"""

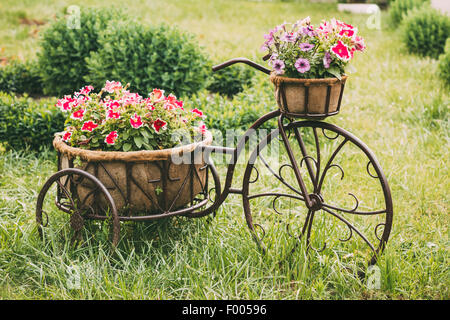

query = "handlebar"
[212,58,271,75]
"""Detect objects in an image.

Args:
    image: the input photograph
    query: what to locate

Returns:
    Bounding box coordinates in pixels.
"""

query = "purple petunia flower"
[281,32,297,43]
[299,42,314,51]
[272,59,285,75]
[301,26,316,37]
[295,58,310,73]
[269,52,279,63]
[323,51,332,69]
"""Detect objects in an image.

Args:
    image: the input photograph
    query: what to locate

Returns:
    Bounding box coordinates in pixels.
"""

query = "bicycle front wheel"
[242,120,393,266]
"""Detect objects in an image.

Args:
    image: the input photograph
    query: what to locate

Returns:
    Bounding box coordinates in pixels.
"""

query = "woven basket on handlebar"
[270,72,348,118]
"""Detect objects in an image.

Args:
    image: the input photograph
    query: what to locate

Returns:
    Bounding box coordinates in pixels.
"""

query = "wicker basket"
[53,131,212,214]
[270,73,347,118]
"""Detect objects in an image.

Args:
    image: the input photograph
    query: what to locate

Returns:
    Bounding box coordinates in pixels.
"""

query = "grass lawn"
[0,0,449,299]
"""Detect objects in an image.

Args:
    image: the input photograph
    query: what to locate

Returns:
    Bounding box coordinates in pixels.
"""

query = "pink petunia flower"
[150,88,165,102]
[56,95,75,112]
[337,21,354,30]
[104,131,118,145]
[331,40,351,61]
[164,103,176,111]
[130,113,143,129]
[75,85,94,96]
[339,29,355,38]
[165,94,177,104]
[354,36,366,52]
[121,91,142,106]
[191,108,204,118]
[81,120,98,132]
[175,100,184,110]
[70,109,85,120]
[103,81,122,93]
[106,109,121,120]
[152,118,167,133]
[107,100,120,110]
[197,121,207,134]
[62,131,72,142]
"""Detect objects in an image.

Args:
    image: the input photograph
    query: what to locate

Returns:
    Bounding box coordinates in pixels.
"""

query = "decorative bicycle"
[36,58,393,266]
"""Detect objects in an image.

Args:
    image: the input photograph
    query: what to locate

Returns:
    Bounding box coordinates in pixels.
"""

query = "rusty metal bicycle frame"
[197,58,321,216]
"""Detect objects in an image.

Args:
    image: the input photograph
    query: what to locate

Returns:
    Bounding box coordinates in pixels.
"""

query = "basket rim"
[270,72,348,85]
[53,130,213,162]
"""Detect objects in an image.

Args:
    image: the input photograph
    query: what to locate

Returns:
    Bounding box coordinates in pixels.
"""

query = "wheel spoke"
[321,201,386,215]
[258,154,304,196]
[321,206,376,254]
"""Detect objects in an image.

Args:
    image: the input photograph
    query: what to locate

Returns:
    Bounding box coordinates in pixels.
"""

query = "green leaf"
[134,135,144,148]
[122,142,132,152]
[141,128,151,139]
[327,66,342,80]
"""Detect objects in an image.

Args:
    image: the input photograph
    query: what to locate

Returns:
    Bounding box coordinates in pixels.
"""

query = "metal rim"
[36,168,121,247]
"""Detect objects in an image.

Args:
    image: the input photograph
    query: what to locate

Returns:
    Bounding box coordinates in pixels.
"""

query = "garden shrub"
[0,93,64,151]
[0,60,43,95]
[389,0,428,26]
[207,65,254,97]
[85,22,209,98]
[38,8,124,96]
[185,80,275,137]
[438,38,450,86]
[401,7,450,59]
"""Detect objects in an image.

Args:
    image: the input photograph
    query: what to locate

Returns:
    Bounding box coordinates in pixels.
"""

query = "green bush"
[207,65,254,97]
[389,0,428,26]
[401,7,450,59]
[185,78,275,137]
[0,93,64,151]
[0,60,43,95]
[85,22,209,98]
[438,38,450,86]
[38,8,124,96]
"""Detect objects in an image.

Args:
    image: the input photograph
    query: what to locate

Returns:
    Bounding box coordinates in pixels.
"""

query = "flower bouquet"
[53,81,212,213]
[261,17,365,116]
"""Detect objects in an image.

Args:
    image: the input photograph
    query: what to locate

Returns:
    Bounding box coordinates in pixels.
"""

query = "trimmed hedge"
[0,93,64,151]
[38,8,124,96]
[401,7,450,59]
[0,60,43,95]
[185,79,275,137]
[438,38,450,86]
[207,65,254,97]
[85,22,209,98]
[389,0,429,26]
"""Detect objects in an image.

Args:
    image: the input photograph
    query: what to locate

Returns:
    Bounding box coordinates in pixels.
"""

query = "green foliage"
[85,22,210,98]
[389,0,429,26]
[438,38,450,86]
[186,80,275,136]
[59,85,203,152]
[0,60,43,95]
[37,8,124,96]
[207,65,255,97]
[401,7,450,59]
[0,92,63,150]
